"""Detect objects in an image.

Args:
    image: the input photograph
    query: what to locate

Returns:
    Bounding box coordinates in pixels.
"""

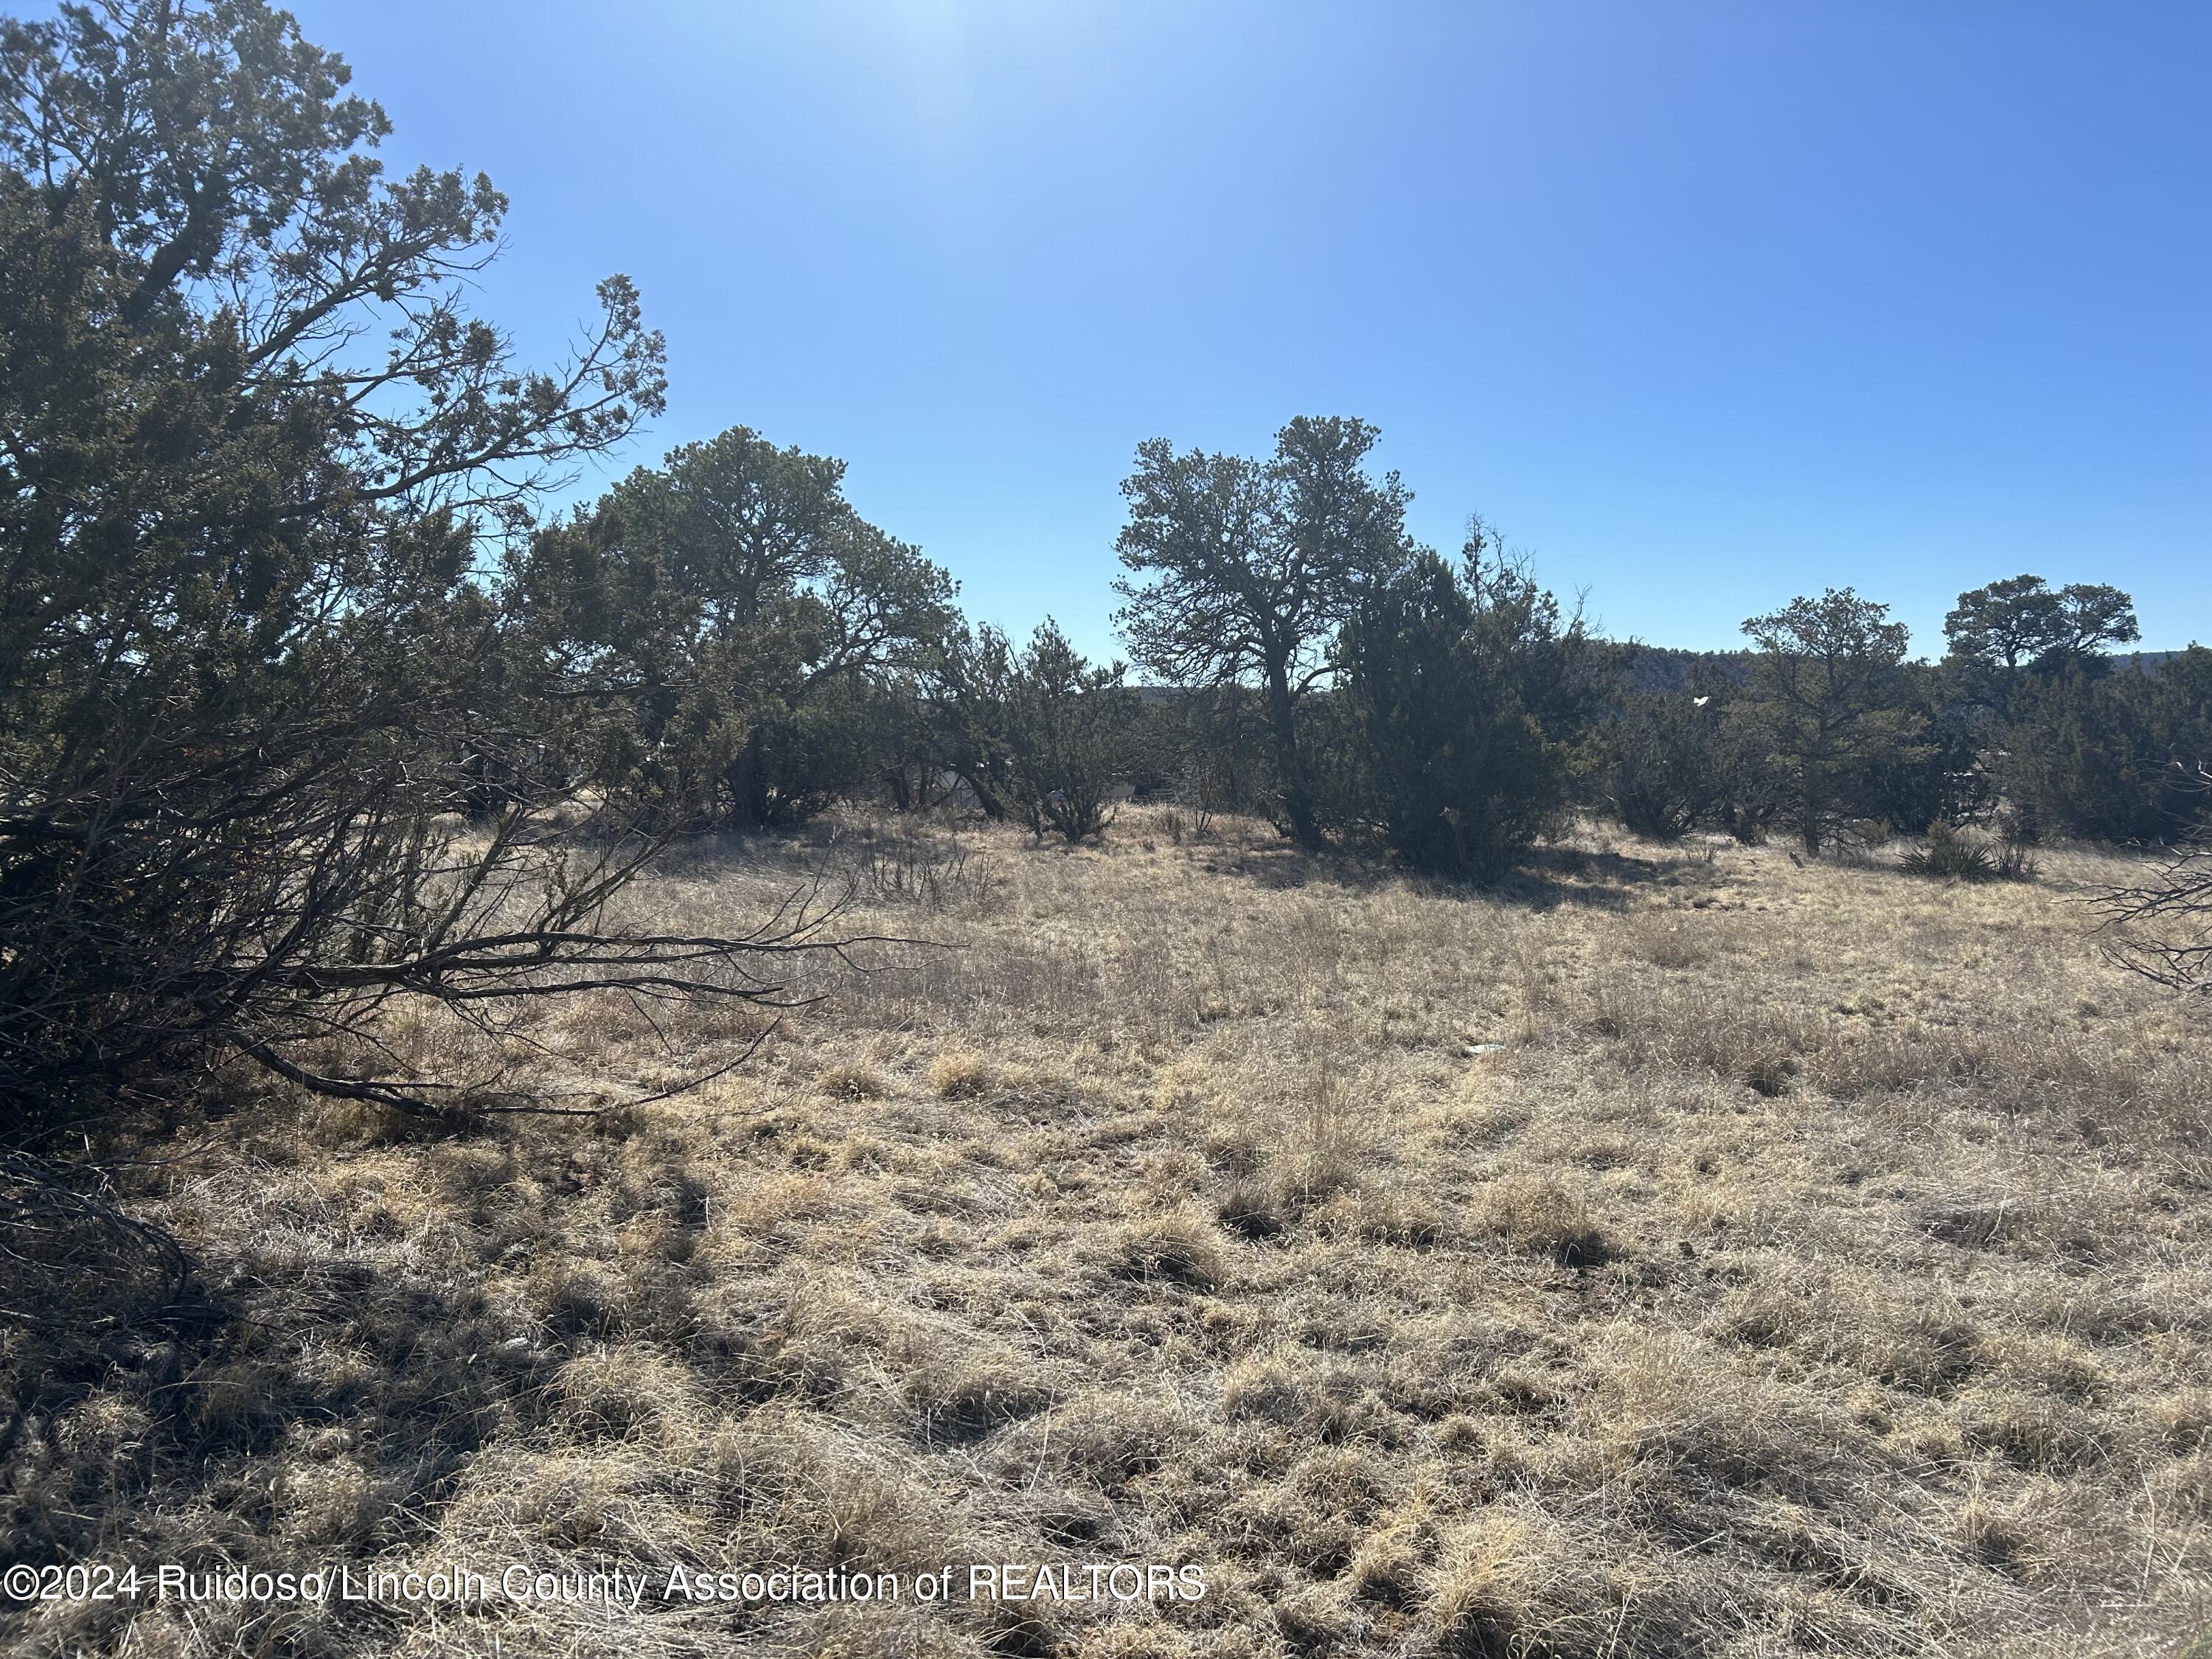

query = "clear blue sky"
[287,0,2208,660]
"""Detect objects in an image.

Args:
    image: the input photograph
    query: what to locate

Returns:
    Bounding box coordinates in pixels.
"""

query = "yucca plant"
[1900,819,1998,881]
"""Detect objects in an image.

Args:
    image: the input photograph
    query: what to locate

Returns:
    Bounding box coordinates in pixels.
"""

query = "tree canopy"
[0,0,830,1143]
[1733,589,1923,854]
[1113,416,1411,846]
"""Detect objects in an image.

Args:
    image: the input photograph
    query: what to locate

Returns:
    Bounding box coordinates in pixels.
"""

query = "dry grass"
[7,813,2211,1657]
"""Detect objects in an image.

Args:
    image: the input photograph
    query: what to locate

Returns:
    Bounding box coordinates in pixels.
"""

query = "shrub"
[1899,820,2011,882]
[1605,685,1726,840]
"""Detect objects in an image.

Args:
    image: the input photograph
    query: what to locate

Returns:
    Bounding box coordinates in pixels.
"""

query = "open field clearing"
[8,815,2211,1658]
[10,6,2208,1658]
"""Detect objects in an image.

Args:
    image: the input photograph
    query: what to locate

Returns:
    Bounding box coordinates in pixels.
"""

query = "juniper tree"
[0,1,836,1145]
[1002,621,1139,844]
[1338,537,1595,880]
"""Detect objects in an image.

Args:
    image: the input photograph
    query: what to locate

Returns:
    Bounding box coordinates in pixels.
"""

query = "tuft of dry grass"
[927,1045,995,1099]
[1116,1211,1226,1290]
[7,815,2211,1658]
[1474,1173,1613,1267]
[817,1059,891,1099]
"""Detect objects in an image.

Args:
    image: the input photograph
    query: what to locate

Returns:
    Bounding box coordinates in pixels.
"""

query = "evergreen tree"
[1338,542,1594,879]
[0,1,829,1138]
[1944,574,2140,715]
[1113,417,1411,848]
[513,427,959,827]
[2003,648,2212,841]
[1733,590,1924,855]
[1002,622,1139,844]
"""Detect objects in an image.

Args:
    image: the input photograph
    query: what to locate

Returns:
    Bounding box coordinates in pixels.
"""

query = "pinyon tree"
[514,425,957,827]
[1733,589,1924,855]
[1113,416,1411,848]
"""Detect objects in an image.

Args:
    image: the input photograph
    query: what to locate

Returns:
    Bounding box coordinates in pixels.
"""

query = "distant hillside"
[1604,644,1753,694]
[1133,645,2195,697]
[2111,650,2188,676]
[1604,643,2191,694]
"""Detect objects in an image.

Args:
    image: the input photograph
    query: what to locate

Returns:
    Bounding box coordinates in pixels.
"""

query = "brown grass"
[6,814,2211,1657]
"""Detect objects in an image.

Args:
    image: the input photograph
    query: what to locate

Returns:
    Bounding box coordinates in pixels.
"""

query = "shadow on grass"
[1172,830,1711,911]
[622,810,1727,924]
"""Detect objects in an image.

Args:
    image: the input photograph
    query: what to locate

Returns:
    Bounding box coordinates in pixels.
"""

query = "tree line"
[513,411,2210,873]
[4,0,2207,1152]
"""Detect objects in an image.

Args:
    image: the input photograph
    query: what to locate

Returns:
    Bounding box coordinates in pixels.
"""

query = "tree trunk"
[964,769,1009,821]
[1265,658,1320,849]
[725,726,772,828]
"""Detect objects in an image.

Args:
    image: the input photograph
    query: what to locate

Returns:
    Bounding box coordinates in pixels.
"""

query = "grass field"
[8,813,2211,1658]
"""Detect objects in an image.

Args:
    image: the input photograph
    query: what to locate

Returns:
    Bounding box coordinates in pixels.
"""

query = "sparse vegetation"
[9,815,2211,1657]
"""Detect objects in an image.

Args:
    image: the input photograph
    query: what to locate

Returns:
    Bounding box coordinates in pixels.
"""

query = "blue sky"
[287,0,2208,659]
